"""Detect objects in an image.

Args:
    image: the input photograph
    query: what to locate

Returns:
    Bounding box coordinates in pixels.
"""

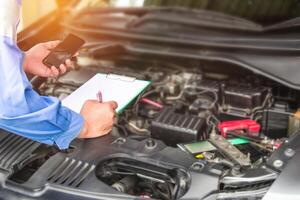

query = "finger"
[113,110,118,118]
[59,64,67,74]
[110,110,117,119]
[103,127,113,135]
[107,101,118,110]
[43,67,53,78]
[65,59,75,69]
[50,66,60,77]
[65,59,71,65]
[44,40,60,50]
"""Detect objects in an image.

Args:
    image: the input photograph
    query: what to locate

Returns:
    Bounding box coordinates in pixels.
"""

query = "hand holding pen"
[77,91,119,139]
[96,90,118,110]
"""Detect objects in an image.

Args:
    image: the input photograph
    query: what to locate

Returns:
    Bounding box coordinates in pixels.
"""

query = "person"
[0,0,117,149]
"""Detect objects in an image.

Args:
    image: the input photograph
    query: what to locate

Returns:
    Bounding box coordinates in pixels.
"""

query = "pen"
[97,90,103,103]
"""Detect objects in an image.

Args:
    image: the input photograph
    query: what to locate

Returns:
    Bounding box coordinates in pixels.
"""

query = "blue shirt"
[0,0,84,149]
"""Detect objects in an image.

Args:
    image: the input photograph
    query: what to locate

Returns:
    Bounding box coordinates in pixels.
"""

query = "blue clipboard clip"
[106,74,136,82]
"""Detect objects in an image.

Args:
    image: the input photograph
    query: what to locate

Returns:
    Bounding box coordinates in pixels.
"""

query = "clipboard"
[62,73,151,114]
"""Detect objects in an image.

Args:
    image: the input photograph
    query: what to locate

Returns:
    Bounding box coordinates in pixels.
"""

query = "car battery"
[223,85,269,110]
[151,108,207,146]
[262,102,292,139]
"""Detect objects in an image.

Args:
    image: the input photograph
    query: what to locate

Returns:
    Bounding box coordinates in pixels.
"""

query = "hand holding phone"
[42,34,85,68]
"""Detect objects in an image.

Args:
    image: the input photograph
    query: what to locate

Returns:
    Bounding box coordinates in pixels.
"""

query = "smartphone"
[42,34,85,68]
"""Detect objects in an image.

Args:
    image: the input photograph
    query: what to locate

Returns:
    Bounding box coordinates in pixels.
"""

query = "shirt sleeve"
[0,0,84,149]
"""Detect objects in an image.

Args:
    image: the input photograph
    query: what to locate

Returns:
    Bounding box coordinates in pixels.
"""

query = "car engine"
[1,7,300,200]
[15,51,294,199]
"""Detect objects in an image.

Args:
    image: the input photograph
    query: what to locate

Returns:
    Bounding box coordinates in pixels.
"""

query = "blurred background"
[21,0,56,29]
[21,0,136,29]
[21,0,300,29]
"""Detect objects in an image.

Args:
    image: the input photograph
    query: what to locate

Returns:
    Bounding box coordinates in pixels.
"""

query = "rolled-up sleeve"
[0,0,84,149]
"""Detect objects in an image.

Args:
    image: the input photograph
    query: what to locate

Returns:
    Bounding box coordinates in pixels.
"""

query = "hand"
[78,100,118,139]
[23,41,75,77]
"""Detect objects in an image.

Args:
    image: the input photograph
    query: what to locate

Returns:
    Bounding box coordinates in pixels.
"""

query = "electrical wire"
[184,86,219,109]
[166,90,185,101]
[141,98,163,109]
[128,122,149,133]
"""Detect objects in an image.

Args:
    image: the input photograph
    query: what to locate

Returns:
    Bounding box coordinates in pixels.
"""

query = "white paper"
[62,73,150,113]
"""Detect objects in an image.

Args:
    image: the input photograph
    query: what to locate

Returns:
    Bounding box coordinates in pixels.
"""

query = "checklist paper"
[62,73,151,114]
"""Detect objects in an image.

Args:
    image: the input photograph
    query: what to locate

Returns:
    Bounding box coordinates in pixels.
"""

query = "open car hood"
[55,7,300,90]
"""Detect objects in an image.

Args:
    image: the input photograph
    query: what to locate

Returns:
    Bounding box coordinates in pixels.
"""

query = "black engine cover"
[151,108,207,146]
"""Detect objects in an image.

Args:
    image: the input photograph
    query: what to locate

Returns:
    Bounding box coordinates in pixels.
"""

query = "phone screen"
[42,34,85,68]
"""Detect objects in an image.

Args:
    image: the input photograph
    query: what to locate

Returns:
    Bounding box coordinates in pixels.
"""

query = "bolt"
[273,160,283,168]
[191,162,204,171]
[146,138,156,149]
[284,148,295,158]
[232,165,241,176]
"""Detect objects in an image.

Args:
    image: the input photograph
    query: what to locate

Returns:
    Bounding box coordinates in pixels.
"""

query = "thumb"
[43,40,60,50]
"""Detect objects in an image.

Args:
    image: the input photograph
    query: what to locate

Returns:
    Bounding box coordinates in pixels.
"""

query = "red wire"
[141,98,163,109]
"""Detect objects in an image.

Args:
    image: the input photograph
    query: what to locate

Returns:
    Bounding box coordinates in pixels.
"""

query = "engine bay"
[2,6,300,200]
[6,51,295,199]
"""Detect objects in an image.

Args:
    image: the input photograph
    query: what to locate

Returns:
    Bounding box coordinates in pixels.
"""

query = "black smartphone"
[42,34,85,68]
